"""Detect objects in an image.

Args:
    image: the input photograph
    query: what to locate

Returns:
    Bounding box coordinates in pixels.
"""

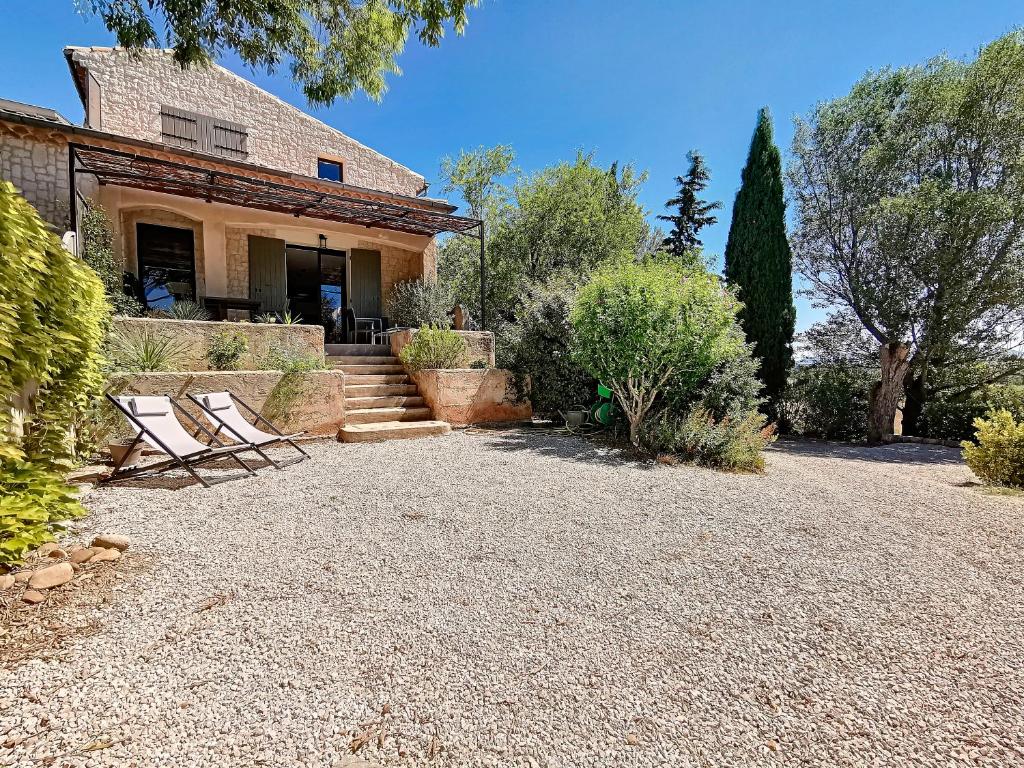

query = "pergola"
[69,142,489,326]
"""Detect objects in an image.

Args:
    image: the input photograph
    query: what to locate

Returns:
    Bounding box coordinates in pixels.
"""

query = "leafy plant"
[962,409,1024,488]
[261,345,327,373]
[278,310,303,325]
[642,407,776,472]
[254,312,279,324]
[206,331,249,371]
[169,300,212,321]
[0,182,108,565]
[386,278,454,328]
[80,203,144,317]
[399,325,467,371]
[921,384,1024,441]
[106,326,187,372]
[781,364,873,441]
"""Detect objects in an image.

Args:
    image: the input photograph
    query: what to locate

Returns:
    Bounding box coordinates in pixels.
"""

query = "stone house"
[0,47,481,339]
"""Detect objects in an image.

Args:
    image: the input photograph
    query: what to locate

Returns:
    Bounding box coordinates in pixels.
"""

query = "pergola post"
[478,221,487,330]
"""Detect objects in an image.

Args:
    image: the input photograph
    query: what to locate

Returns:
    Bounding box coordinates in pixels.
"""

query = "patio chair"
[187,391,310,470]
[103,394,259,488]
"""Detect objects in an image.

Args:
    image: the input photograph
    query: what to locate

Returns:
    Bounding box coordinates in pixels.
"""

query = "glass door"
[285,245,347,342]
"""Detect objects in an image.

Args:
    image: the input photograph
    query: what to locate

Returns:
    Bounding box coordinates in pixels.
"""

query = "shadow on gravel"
[770,436,963,466]
[468,427,652,469]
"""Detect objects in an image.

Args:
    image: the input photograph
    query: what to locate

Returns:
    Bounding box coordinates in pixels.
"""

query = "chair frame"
[187,392,310,470]
[102,394,259,488]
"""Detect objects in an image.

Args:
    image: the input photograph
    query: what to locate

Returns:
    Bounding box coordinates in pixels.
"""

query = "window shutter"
[160,106,248,160]
[160,106,199,149]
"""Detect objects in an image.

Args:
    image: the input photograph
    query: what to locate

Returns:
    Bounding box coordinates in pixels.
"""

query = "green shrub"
[261,345,327,373]
[206,331,248,370]
[80,204,144,317]
[106,326,187,372]
[570,258,746,446]
[922,384,1024,441]
[642,407,776,472]
[386,278,455,328]
[0,182,109,565]
[399,325,467,371]
[962,409,1024,488]
[169,300,211,321]
[781,364,872,441]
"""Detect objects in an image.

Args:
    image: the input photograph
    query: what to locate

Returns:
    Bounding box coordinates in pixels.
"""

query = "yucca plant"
[254,312,279,324]
[106,326,187,372]
[169,300,212,321]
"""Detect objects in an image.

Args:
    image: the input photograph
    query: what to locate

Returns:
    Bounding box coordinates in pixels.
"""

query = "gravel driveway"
[2,430,1022,767]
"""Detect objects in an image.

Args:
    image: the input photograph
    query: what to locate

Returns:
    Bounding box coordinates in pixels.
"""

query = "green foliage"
[206,331,249,371]
[440,145,516,219]
[962,410,1024,488]
[0,182,108,565]
[725,108,795,419]
[684,339,764,421]
[254,312,279,324]
[642,407,776,472]
[497,282,595,418]
[399,325,467,371]
[782,364,873,441]
[85,0,478,104]
[260,345,328,373]
[921,384,1024,441]
[386,278,455,328]
[658,150,721,257]
[570,259,745,446]
[80,204,144,317]
[106,326,187,372]
[168,300,212,321]
[278,310,303,325]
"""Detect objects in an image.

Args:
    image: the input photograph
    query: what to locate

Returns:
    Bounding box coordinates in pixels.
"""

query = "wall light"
[318,234,327,249]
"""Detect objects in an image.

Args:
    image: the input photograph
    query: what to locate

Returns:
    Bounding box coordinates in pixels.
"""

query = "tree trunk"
[867,342,911,445]
[901,371,926,437]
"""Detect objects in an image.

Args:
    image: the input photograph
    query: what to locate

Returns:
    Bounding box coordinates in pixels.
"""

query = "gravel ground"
[2,430,1022,767]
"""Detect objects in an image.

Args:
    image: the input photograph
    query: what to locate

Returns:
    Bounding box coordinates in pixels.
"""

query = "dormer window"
[318,158,343,183]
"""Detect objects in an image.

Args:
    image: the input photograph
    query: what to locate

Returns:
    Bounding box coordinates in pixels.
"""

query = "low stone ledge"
[411,368,531,427]
[390,328,495,368]
[107,369,345,436]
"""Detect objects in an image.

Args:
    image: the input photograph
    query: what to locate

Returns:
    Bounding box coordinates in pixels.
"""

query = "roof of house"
[0,97,71,126]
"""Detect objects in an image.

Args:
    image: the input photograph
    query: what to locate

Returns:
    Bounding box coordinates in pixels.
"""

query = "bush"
[106,326,187,372]
[921,384,1024,441]
[260,345,327,373]
[498,282,595,417]
[399,325,467,371]
[80,204,144,317]
[962,409,1024,488]
[781,364,872,441]
[642,407,776,471]
[386,279,455,328]
[570,258,746,446]
[206,331,248,370]
[1,182,109,565]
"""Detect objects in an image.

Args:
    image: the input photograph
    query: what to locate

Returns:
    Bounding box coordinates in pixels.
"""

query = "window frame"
[317,158,344,183]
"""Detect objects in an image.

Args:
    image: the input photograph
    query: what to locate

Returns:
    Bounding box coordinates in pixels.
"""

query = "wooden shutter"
[248,236,287,313]
[160,106,198,149]
[160,105,248,160]
[350,249,382,318]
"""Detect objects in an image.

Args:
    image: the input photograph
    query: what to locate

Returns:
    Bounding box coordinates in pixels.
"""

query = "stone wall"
[390,328,496,368]
[412,369,531,427]
[0,124,69,229]
[120,207,207,298]
[70,47,426,195]
[109,370,345,436]
[225,226,276,301]
[110,317,324,371]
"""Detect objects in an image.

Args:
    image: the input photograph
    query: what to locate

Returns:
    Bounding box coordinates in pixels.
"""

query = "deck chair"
[187,391,310,470]
[103,394,258,488]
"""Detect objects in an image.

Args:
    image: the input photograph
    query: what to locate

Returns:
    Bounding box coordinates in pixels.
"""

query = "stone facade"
[110,317,324,371]
[225,226,276,300]
[390,329,496,368]
[411,369,532,427]
[0,123,70,228]
[69,47,426,196]
[120,207,207,298]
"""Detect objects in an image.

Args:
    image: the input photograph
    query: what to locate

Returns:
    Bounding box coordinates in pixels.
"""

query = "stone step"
[345,407,434,424]
[338,420,451,443]
[327,356,400,366]
[325,343,392,357]
[343,374,409,385]
[345,383,419,397]
[346,395,425,409]
[335,364,406,375]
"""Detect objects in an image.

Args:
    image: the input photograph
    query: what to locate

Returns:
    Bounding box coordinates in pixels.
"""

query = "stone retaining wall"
[390,328,495,368]
[110,317,323,371]
[412,369,531,427]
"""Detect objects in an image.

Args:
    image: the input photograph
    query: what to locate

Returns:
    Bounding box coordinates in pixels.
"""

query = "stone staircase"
[326,344,451,443]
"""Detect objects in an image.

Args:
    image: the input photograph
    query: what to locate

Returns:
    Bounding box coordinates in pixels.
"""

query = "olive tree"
[570,259,744,447]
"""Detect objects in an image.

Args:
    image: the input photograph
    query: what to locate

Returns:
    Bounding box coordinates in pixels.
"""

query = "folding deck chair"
[103,394,259,488]
[187,391,310,470]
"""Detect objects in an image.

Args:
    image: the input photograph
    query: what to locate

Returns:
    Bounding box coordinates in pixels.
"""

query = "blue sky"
[1,1,1021,330]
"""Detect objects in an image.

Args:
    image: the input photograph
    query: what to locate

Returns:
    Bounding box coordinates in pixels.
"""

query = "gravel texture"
[2,431,1022,767]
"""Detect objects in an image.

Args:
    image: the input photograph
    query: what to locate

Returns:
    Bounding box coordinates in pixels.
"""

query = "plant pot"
[108,441,143,467]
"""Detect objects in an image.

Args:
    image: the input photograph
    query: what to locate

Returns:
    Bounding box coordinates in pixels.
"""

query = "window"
[136,223,196,310]
[160,106,248,160]
[318,158,343,183]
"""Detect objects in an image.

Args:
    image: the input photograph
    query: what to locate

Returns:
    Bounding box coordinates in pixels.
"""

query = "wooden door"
[248,236,287,313]
[350,248,382,318]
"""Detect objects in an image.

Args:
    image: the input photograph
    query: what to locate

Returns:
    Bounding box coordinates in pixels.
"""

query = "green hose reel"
[590,383,615,426]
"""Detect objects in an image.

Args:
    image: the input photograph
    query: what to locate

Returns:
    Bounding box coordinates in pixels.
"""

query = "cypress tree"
[658,151,721,258]
[724,108,795,420]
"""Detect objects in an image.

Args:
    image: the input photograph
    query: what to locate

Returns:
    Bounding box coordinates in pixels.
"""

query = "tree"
[439,145,516,220]
[82,0,478,104]
[658,151,721,259]
[570,259,744,447]
[724,108,795,422]
[788,32,1024,443]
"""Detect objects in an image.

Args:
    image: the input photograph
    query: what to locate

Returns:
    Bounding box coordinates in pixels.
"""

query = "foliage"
[439,145,516,219]
[497,281,595,418]
[399,325,467,371]
[0,182,108,565]
[169,300,212,321]
[685,339,763,421]
[962,410,1024,488]
[254,312,278,324]
[921,384,1024,441]
[725,108,795,420]
[386,278,455,328]
[278,310,303,325]
[83,0,478,104]
[106,326,187,372]
[80,204,144,317]
[781,364,873,442]
[788,32,1024,440]
[206,331,249,371]
[261,345,328,373]
[658,150,721,258]
[570,259,745,446]
[642,407,776,472]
